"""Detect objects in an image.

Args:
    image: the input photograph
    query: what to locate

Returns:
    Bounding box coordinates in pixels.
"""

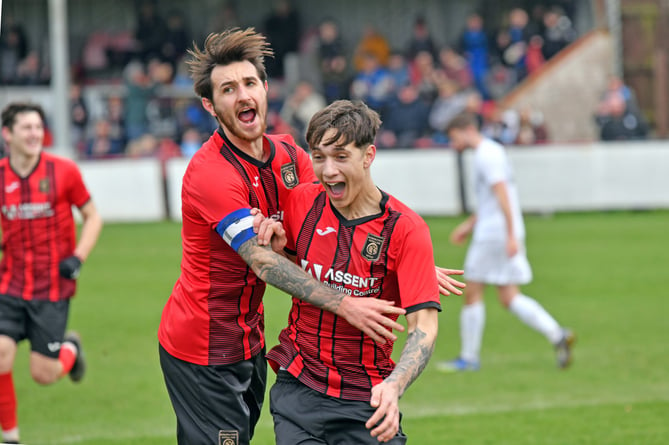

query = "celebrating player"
[437,112,574,372]
[0,102,103,445]
[265,100,441,443]
[157,28,413,445]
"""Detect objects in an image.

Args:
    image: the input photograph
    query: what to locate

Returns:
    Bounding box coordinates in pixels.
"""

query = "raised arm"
[491,181,518,257]
[365,307,439,442]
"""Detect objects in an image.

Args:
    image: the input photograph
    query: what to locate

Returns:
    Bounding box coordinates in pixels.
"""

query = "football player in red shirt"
[265,100,444,444]
[0,102,103,444]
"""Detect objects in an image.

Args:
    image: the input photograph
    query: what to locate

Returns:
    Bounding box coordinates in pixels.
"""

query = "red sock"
[0,372,18,431]
[59,343,77,377]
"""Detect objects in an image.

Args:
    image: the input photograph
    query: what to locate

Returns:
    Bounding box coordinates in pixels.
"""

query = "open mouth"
[238,107,257,124]
[326,182,345,198]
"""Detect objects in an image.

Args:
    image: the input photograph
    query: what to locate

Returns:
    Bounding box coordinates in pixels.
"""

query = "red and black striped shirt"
[266,183,441,401]
[158,130,316,366]
[0,152,91,301]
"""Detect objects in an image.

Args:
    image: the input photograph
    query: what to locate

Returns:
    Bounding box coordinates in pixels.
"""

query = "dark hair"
[187,27,274,101]
[306,100,381,150]
[446,112,480,133]
[1,102,46,130]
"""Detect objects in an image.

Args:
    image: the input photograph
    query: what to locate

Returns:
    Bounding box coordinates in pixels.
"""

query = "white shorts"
[464,240,532,285]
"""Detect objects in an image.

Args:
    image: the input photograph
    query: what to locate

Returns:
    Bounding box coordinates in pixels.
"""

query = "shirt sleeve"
[64,160,91,207]
[479,144,508,186]
[395,219,441,313]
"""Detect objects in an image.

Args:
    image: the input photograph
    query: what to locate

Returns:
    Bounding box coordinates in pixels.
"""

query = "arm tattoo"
[386,326,435,397]
[237,238,345,313]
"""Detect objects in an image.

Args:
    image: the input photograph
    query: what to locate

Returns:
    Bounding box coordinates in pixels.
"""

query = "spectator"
[387,50,411,91]
[378,84,431,148]
[437,47,473,91]
[103,94,127,148]
[406,15,437,61]
[540,6,576,61]
[15,51,49,85]
[161,10,191,74]
[458,12,491,99]
[515,107,549,145]
[353,24,391,72]
[279,80,326,147]
[262,0,301,79]
[84,118,125,158]
[408,49,440,104]
[349,51,393,112]
[596,91,649,141]
[429,78,471,136]
[205,1,241,37]
[134,0,168,63]
[316,18,350,103]
[179,127,203,159]
[501,8,535,81]
[122,61,158,141]
[70,84,90,152]
[0,18,29,84]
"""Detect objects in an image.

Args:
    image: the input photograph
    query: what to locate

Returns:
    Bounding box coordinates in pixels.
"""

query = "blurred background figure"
[262,0,301,79]
[280,80,326,147]
[316,17,350,103]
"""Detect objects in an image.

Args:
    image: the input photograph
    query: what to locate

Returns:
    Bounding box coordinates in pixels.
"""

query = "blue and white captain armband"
[216,208,257,252]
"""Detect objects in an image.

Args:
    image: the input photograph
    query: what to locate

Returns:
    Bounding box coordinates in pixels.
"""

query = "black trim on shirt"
[217,127,276,167]
[329,189,390,227]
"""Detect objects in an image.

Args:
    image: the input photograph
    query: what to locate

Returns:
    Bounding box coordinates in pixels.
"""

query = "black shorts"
[0,294,70,359]
[159,343,267,445]
[270,370,407,445]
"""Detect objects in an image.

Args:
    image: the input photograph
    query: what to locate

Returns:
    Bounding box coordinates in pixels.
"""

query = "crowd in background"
[0,0,649,160]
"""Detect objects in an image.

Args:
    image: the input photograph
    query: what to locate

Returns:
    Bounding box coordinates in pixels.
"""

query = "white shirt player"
[471,137,525,243]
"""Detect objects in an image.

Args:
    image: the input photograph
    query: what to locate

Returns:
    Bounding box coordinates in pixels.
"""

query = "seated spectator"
[180,127,203,158]
[15,51,50,85]
[387,50,410,91]
[408,50,440,104]
[595,91,649,141]
[377,84,430,148]
[515,107,549,145]
[429,78,471,135]
[0,17,29,84]
[280,80,326,146]
[437,47,473,91]
[70,84,90,152]
[85,119,125,158]
[349,51,393,112]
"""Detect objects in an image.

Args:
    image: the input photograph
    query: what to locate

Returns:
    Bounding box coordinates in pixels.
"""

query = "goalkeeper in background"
[0,102,103,445]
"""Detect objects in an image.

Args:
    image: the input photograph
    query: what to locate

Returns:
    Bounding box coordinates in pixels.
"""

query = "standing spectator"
[70,84,89,153]
[408,50,440,104]
[406,15,437,61]
[437,47,473,91]
[540,6,576,61]
[161,10,191,74]
[437,113,574,372]
[428,78,471,136]
[353,24,391,72]
[122,61,158,142]
[134,0,168,63]
[316,18,350,103]
[387,50,411,91]
[0,102,103,445]
[0,18,29,85]
[262,0,301,79]
[458,13,491,99]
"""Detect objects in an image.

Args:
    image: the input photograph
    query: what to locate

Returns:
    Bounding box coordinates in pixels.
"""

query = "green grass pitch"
[11,211,669,444]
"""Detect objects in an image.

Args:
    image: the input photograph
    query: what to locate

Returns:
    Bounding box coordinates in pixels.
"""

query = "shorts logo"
[362,234,384,262]
[47,341,61,352]
[39,178,50,193]
[219,430,238,445]
[280,163,298,189]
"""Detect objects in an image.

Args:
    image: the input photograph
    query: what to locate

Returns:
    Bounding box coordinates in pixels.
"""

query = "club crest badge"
[362,233,384,262]
[219,430,239,445]
[281,163,299,189]
[39,178,50,193]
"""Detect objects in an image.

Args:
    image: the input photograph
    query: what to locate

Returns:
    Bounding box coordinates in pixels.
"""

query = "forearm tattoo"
[238,239,345,313]
[386,326,435,397]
